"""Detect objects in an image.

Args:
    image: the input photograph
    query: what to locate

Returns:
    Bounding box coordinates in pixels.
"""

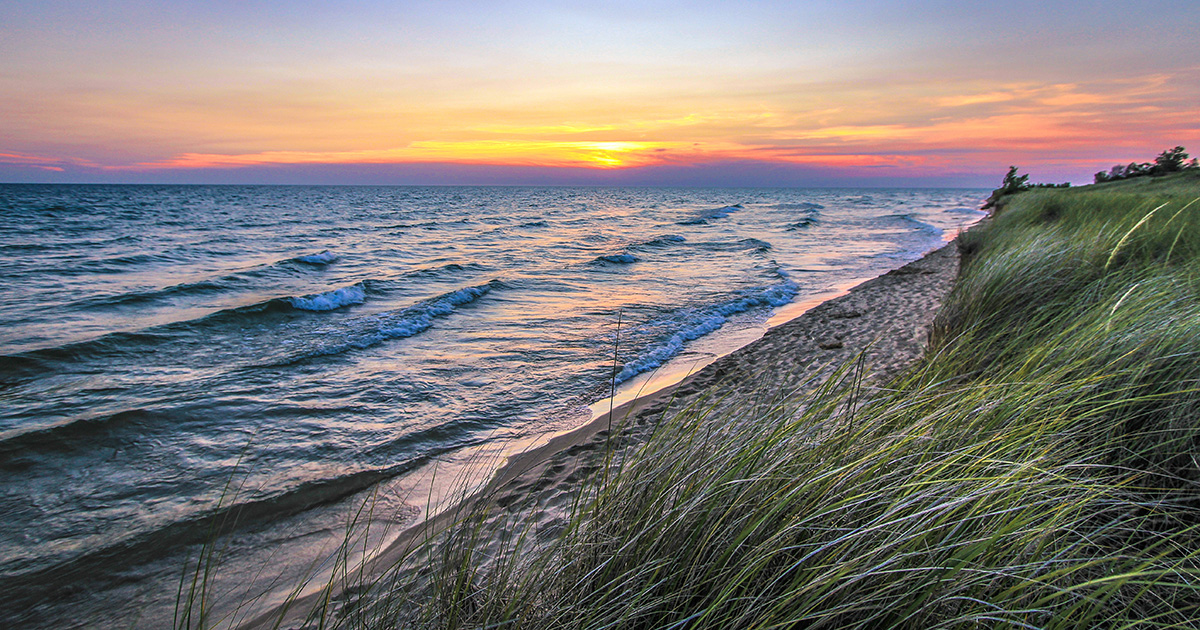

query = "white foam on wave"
[295,250,338,265]
[288,282,498,363]
[288,285,366,311]
[370,284,491,340]
[678,204,743,225]
[613,278,798,384]
[703,204,743,220]
[885,213,943,237]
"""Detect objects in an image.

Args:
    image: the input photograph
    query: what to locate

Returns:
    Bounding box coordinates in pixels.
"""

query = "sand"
[244,240,962,629]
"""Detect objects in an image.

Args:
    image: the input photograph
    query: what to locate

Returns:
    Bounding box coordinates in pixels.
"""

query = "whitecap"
[288,285,366,311]
[612,280,798,384]
[295,251,338,265]
[595,253,640,264]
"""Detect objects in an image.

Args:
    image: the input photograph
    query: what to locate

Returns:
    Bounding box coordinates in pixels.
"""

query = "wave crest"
[612,279,798,384]
[288,285,366,311]
[593,253,640,265]
[293,250,338,265]
[270,281,501,365]
[678,204,743,225]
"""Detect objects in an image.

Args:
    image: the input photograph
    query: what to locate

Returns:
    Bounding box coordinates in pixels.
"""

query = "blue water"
[0,184,985,627]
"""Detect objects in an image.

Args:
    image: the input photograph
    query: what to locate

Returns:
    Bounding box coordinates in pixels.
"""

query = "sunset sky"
[3,0,1198,187]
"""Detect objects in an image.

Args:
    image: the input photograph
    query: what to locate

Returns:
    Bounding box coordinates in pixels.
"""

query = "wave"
[66,252,347,312]
[613,278,798,384]
[0,242,56,253]
[633,234,686,249]
[80,253,168,268]
[293,250,338,265]
[287,284,366,311]
[786,217,818,230]
[693,237,774,253]
[880,212,943,237]
[592,253,640,265]
[0,408,156,461]
[401,261,490,281]
[384,218,476,231]
[741,238,772,252]
[68,254,484,317]
[151,281,372,317]
[57,253,177,276]
[9,270,493,380]
[6,281,375,377]
[0,456,431,592]
[269,280,501,365]
[183,279,377,321]
[770,202,824,212]
[70,279,233,311]
[678,203,743,225]
[0,331,170,385]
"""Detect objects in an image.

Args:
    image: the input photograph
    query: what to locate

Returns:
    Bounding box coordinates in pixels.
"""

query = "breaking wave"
[293,250,338,265]
[271,280,502,364]
[593,253,640,265]
[612,278,799,384]
[288,285,366,311]
[678,204,743,225]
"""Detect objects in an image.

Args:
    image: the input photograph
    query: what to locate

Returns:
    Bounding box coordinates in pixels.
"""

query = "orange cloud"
[0,150,98,170]
[0,151,63,165]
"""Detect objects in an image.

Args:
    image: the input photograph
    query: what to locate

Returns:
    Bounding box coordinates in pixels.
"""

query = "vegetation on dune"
[1094,146,1199,184]
[986,146,1197,212]
[189,170,1200,629]
[983,166,1069,211]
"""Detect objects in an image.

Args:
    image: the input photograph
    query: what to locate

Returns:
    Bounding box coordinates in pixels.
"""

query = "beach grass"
[211,171,1200,629]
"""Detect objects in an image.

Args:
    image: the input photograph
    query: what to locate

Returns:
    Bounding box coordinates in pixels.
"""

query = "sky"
[2,0,1198,187]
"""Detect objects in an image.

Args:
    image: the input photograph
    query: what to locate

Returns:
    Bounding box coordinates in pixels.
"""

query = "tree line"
[1094,146,1198,183]
[985,147,1196,210]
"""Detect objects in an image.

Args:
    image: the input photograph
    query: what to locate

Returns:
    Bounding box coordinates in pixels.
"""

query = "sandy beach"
[245,237,964,628]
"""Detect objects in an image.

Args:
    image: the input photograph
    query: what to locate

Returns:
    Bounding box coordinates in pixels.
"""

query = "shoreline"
[243,237,965,629]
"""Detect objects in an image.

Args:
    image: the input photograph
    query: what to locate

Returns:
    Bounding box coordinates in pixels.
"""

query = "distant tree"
[1094,146,1196,183]
[984,166,1032,209]
[1153,146,1190,174]
[1000,166,1030,195]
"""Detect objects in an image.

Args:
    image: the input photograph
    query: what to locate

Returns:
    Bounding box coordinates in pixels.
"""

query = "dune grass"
[216,171,1200,629]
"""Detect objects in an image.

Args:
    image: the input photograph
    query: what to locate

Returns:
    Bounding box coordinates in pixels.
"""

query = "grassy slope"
[334,172,1200,629]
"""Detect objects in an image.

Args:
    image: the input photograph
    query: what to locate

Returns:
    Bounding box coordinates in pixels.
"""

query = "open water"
[0,185,985,627]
